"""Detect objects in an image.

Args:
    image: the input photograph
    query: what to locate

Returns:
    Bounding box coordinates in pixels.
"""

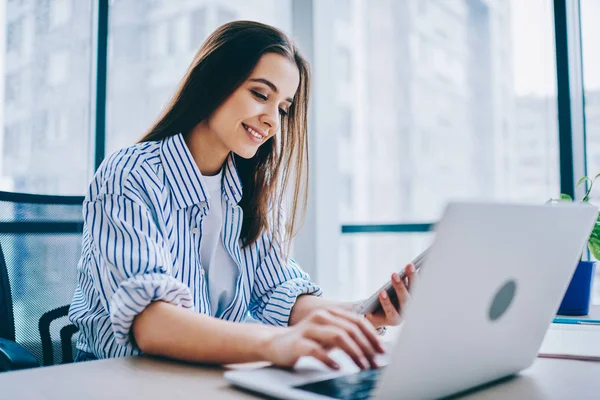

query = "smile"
[242,123,267,142]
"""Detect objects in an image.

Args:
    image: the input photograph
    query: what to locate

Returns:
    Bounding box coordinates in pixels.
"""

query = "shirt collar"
[160,134,243,210]
[222,152,243,205]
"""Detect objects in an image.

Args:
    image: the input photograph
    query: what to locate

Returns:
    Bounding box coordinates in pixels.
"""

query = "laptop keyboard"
[294,368,384,400]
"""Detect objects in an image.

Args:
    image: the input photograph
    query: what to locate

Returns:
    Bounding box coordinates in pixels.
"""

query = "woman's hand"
[366,263,418,328]
[261,308,385,370]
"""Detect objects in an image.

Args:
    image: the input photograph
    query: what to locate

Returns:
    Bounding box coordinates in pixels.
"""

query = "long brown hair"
[139,21,310,250]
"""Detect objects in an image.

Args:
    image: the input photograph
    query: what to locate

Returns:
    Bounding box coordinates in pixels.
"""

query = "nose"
[259,106,279,135]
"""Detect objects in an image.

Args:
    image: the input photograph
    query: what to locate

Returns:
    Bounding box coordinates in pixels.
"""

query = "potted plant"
[551,174,600,316]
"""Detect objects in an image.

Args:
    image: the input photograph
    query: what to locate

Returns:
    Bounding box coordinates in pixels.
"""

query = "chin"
[233,147,259,159]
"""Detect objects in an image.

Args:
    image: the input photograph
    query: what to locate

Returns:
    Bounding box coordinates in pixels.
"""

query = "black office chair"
[0,191,84,372]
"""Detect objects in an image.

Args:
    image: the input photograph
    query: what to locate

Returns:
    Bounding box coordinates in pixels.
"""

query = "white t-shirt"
[200,169,239,317]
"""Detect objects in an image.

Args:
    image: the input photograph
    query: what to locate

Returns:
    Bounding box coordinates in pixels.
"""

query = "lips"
[242,123,267,142]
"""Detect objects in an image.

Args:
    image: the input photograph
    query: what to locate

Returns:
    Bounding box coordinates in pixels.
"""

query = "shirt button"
[191,227,199,235]
[200,268,205,276]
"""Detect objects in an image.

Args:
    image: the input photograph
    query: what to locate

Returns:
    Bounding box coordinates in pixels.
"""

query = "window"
[49,0,71,29]
[5,73,21,104]
[335,0,352,23]
[3,124,21,155]
[337,47,352,83]
[580,0,600,303]
[113,27,143,62]
[166,19,178,55]
[340,172,353,217]
[189,8,207,49]
[0,0,592,306]
[418,0,428,15]
[0,1,94,195]
[582,0,600,183]
[326,0,558,223]
[49,111,69,142]
[32,110,69,147]
[337,240,356,299]
[339,233,433,302]
[149,22,169,57]
[35,0,50,34]
[6,18,23,54]
[106,1,293,154]
[2,124,27,176]
[316,0,559,297]
[32,110,49,145]
[47,51,69,86]
[339,105,353,138]
[216,7,237,27]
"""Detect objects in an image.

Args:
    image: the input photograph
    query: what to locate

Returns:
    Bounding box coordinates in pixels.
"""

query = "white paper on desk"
[538,323,600,360]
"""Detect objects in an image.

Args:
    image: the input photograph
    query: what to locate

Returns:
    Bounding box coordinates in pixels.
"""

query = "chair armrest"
[0,337,39,371]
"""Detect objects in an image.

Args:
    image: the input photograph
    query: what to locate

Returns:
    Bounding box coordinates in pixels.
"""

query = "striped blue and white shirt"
[68,133,321,359]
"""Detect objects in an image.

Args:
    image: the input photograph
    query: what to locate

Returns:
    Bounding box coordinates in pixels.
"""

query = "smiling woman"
[140,22,309,248]
[68,20,410,371]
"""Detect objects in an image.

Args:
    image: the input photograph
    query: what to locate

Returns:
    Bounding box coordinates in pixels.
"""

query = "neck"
[185,122,229,176]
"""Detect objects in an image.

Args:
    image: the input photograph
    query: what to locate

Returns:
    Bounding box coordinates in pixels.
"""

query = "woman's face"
[207,52,300,159]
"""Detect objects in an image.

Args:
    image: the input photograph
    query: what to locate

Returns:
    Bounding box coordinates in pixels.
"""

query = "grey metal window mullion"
[93,0,109,171]
[554,0,587,200]
[0,222,83,234]
[341,224,433,234]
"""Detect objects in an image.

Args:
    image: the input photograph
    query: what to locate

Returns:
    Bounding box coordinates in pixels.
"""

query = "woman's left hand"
[366,263,418,328]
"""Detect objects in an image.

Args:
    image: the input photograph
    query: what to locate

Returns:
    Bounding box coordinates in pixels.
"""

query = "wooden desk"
[1,355,599,400]
[2,305,599,400]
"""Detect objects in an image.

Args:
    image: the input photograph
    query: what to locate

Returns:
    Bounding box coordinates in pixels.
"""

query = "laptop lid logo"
[489,280,517,321]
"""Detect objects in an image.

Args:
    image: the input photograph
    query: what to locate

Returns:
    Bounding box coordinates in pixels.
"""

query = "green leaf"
[589,240,600,261]
[589,236,600,247]
[589,212,600,259]
[576,176,591,188]
[560,193,573,201]
[583,174,600,201]
[573,174,600,202]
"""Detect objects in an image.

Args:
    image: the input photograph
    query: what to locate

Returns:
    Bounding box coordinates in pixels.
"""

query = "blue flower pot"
[557,260,596,316]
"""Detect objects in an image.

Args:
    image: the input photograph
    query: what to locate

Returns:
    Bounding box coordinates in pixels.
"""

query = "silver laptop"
[225,202,597,399]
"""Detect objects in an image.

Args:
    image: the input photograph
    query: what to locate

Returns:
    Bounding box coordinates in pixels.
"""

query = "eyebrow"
[249,78,294,104]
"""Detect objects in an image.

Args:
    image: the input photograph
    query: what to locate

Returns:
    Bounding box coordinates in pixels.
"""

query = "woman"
[68,20,416,370]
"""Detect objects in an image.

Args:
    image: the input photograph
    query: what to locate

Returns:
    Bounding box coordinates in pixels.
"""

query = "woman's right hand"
[261,308,385,370]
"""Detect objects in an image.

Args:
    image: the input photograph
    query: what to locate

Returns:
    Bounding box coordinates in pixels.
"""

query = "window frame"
[0,0,590,286]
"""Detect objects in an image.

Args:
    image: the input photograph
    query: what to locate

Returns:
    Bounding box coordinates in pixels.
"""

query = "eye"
[279,108,288,117]
[250,90,267,101]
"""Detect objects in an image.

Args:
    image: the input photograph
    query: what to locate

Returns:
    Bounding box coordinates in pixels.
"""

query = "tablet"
[354,247,429,315]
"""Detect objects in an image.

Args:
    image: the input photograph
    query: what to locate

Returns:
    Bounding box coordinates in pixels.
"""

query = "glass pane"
[106,0,292,154]
[320,0,559,225]
[580,0,600,304]
[0,0,94,195]
[338,233,433,302]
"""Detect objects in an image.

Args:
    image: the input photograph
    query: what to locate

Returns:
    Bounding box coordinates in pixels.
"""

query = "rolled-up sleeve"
[85,192,193,348]
[249,227,322,326]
